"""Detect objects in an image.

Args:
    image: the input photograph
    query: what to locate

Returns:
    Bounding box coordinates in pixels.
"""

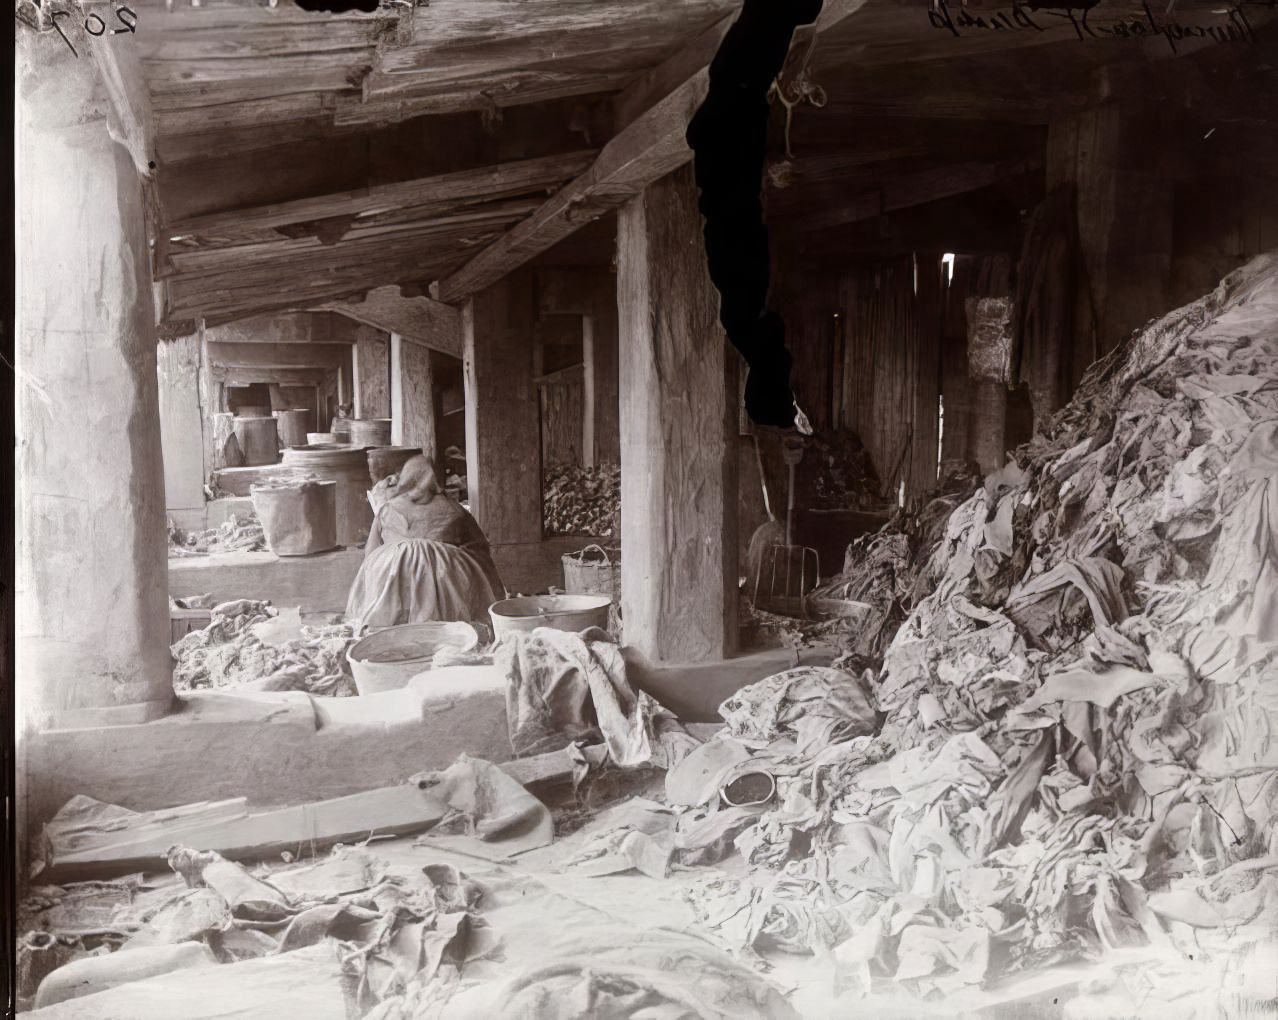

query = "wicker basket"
[562,544,620,597]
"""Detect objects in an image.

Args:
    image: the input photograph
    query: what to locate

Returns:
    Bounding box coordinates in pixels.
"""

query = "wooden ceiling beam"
[166,150,596,243]
[785,157,1042,234]
[316,286,463,358]
[434,0,871,303]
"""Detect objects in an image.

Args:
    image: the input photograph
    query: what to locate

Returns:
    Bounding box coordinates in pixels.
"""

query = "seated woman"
[345,455,506,631]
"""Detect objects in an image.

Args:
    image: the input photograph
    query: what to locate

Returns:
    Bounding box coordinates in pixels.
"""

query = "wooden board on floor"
[40,748,588,881]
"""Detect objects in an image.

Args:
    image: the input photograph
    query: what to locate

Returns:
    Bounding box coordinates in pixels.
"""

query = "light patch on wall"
[942,253,956,285]
[937,394,945,480]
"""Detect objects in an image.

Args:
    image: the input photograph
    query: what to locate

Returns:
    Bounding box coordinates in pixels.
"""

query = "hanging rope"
[769,33,828,159]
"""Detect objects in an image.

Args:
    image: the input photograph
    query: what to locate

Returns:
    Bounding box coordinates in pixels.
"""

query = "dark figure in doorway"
[346,455,505,631]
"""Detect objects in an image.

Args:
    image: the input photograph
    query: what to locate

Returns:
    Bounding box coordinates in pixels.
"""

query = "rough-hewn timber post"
[462,269,542,545]
[16,28,174,727]
[617,165,739,663]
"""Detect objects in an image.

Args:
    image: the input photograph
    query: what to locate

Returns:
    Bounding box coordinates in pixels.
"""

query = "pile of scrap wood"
[171,600,356,696]
[542,462,620,537]
[167,514,265,557]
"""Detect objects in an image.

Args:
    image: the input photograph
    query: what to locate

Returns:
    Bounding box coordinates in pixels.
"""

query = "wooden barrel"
[349,418,392,448]
[233,416,279,466]
[211,412,243,470]
[281,444,374,546]
[367,446,421,483]
[274,408,311,449]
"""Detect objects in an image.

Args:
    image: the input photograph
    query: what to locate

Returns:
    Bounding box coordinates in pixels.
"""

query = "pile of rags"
[167,514,265,557]
[172,600,356,696]
[25,845,493,1016]
[666,254,1278,1007]
[805,460,984,664]
[495,626,659,769]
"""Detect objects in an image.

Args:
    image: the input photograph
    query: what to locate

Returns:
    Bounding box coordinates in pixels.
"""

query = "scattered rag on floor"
[495,627,654,766]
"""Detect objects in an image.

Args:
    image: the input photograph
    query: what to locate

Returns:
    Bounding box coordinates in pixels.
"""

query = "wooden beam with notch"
[318,286,463,358]
[166,150,597,244]
[433,0,872,304]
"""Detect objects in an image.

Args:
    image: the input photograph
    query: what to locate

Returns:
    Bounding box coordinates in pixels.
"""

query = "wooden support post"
[589,280,620,467]
[581,316,596,469]
[353,329,390,419]
[536,269,620,466]
[906,255,945,504]
[16,28,173,727]
[398,338,438,462]
[157,334,207,528]
[337,350,352,413]
[618,166,738,664]
[461,270,542,544]
[390,333,405,445]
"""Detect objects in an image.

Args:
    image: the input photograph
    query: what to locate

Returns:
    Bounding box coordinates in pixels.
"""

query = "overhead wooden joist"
[165,230,478,325]
[159,152,595,324]
[318,286,463,359]
[787,157,1044,235]
[140,0,737,160]
[432,0,873,303]
[166,150,595,247]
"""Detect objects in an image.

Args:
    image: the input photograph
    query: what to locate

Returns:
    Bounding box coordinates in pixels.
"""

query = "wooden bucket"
[274,408,311,448]
[233,416,279,466]
[349,418,392,448]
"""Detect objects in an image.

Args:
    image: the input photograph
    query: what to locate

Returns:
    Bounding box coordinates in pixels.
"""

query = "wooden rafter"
[432,0,873,303]
[786,157,1043,234]
[159,151,596,323]
[139,0,737,158]
[166,150,595,246]
[318,286,463,358]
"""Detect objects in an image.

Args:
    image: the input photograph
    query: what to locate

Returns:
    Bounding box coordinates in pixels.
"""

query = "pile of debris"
[18,841,491,1015]
[798,428,883,510]
[669,255,1278,1005]
[744,460,980,655]
[800,459,984,661]
[167,514,265,557]
[22,260,1278,1017]
[542,462,620,537]
[172,600,356,697]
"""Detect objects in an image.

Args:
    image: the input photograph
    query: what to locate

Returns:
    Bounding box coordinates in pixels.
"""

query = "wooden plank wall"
[835,254,943,507]
[777,251,1020,508]
[539,368,585,468]
[354,328,391,418]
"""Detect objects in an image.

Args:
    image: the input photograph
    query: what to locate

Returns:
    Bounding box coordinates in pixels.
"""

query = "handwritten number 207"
[51,6,137,57]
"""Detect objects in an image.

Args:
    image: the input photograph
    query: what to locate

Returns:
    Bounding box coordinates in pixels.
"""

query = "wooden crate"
[170,608,212,644]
